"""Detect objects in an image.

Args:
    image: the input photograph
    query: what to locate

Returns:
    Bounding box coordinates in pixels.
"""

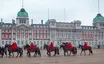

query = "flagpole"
[98,0,99,13]
[22,0,24,8]
[48,8,49,19]
[64,8,65,22]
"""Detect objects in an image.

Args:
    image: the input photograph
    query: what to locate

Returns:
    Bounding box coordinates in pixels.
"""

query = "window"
[2,41,4,45]
[24,21,26,23]
[9,41,11,44]
[25,41,28,44]
[17,41,20,45]
[34,41,36,44]
[6,41,7,44]
[22,20,24,23]
[20,20,21,23]
[21,41,23,45]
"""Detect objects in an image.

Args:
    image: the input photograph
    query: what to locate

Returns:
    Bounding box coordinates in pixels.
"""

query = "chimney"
[41,20,43,24]
[31,19,33,24]
[1,18,3,25]
[1,18,3,22]
[12,19,15,24]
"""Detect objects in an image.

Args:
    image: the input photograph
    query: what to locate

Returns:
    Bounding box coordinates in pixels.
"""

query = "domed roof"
[17,8,28,17]
[93,13,104,23]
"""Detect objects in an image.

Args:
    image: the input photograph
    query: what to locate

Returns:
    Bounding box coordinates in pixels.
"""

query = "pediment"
[16,24,30,29]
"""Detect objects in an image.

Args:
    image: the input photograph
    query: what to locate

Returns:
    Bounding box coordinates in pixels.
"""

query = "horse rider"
[66,42,74,51]
[10,41,17,51]
[49,41,54,51]
[84,42,89,49]
[28,42,36,50]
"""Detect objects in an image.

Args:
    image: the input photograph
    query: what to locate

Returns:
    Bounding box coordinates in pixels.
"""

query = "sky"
[0,0,104,26]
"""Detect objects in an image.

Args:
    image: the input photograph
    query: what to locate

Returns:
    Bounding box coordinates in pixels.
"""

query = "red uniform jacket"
[49,42,54,50]
[84,42,89,49]
[10,42,17,51]
[28,43,36,50]
[66,42,74,51]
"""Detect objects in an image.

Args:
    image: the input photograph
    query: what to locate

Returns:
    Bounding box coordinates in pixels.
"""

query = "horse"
[5,44,23,58]
[23,44,41,57]
[0,46,7,58]
[78,44,93,55]
[43,44,59,57]
[60,44,77,56]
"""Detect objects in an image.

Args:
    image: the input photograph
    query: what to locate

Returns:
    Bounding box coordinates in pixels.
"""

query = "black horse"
[60,44,77,56]
[78,44,93,55]
[5,44,23,58]
[43,44,59,57]
[0,46,7,58]
[23,44,41,57]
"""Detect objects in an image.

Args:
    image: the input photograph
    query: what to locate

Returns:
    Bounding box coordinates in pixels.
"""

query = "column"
[23,29,25,45]
[24,29,26,45]
[0,29,1,45]
[28,29,29,44]
[16,29,17,42]
[11,29,13,43]
[20,29,21,46]
[32,29,33,42]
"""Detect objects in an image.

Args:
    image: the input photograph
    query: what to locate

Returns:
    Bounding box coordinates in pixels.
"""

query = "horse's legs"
[47,51,50,56]
[38,50,41,57]
[1,52,4,58]
[4,51,7,57]
[8,52,11,58]
[53,50,56,56]
[80,50,83,55]
[48,51,51,57]
[34,51,36,57]
[11,52,14,57]
[89,48,93,55]
[69,51,71,56]
[29,52,31,57]
[84,50,86,55]
[16,52,19,57]
[64,51,66,56]
[20,50,23,57]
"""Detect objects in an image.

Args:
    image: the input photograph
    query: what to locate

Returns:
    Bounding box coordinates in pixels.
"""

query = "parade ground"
[0,49,104,64]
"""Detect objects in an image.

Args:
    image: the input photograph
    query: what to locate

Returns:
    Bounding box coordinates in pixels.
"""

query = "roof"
[81,26,96,29]
[17,8,28,17]
[93,13,104,23]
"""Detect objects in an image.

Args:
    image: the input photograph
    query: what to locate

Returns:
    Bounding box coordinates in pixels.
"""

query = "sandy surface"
[0,49,104,64]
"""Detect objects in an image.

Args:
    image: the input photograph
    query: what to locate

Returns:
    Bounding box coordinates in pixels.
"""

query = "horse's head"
[78,44,83,49]
[43,44,48,50]
[60,44,65,49]
[5,44,10,49]
[24,44,30,50]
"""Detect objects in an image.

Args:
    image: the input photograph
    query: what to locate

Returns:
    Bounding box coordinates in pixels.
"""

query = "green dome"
[93,13,104,22]
[17,8,28,17]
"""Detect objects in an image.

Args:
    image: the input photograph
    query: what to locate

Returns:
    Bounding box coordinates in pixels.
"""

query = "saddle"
[48,46,55,51]
[28,44,36,51]
[84,46,90,49]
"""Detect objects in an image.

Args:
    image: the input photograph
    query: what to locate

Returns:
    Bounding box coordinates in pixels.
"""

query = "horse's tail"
[55,47,60,55]
[73,47,77,55]
[89,46,93,54]
[36,47,41,57]
[19,48,23,57]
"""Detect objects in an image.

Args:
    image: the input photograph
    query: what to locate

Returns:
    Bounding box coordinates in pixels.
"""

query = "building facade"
[0,8,104,48]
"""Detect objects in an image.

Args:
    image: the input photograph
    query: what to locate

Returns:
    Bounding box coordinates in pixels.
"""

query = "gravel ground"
[0,49,104,64]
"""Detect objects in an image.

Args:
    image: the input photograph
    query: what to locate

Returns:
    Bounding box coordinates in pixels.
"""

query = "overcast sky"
[0,0,104,25]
